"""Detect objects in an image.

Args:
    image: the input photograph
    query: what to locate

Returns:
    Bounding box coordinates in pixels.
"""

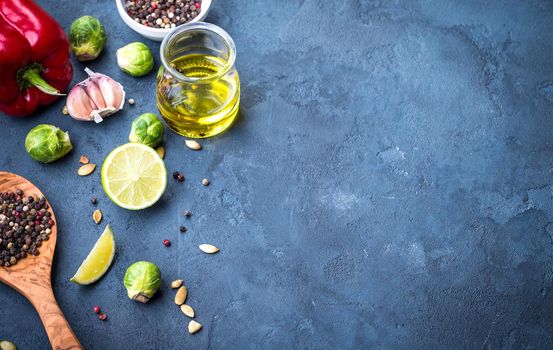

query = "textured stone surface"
[1,0,553,349]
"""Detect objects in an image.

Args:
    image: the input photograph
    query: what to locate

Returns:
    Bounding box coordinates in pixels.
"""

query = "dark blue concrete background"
[1,0,553,349]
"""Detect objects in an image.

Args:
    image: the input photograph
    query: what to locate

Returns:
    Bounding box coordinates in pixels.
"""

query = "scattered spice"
[180,304,195,318]
[128,98,135,105]
[0,189,54,266]
[179,225,187,233]
[155,146,165,159]
[202,178,209,186]
[188,320,202,334]
[79,155,89,164]
[98,313,107,321]
[92,209,102,224]
[171,279,183,289]
[174,286,187,305]
[93,306,101,314]
[199,244,219,254]
[185,139,202,150]
[125,0,203,29]
[163,239,171,247]
[0,340,17,350]
[78,163,96,176]
[183,210,192,218]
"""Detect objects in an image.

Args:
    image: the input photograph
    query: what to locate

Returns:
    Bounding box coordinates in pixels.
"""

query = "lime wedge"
[70,225,115,285]
[101,143,167,210]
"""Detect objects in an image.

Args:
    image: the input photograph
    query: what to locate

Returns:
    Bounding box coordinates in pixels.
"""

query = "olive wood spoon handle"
[26,279,83,350]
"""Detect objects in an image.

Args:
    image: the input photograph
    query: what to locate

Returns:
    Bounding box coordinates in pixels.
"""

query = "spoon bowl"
[0,171,82,350]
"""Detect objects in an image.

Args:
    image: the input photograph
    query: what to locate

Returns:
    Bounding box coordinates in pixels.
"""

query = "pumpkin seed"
[199,244,219,254]
[180,304,195,318]
[92,210,102,224]
[188,320,202,334]
[78,164,96,176]
[175,286,187,305]
[156,146,165,159]
[171,279,183,289]
[185,139,202,151]
[79,155,89,164]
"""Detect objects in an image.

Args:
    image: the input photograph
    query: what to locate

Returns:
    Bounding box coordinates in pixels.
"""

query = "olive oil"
[156,54,240,138]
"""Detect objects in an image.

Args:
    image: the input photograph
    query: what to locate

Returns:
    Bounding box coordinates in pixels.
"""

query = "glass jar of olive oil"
[157,22,240,138]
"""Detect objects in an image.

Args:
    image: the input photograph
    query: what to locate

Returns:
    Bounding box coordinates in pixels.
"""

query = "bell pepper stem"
[20,66,65,96]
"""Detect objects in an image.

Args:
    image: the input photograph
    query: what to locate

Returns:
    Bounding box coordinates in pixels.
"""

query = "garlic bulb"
[66,68,125,123]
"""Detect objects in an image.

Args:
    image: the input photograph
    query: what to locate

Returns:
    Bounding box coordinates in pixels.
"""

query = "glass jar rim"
[160,22,237,83]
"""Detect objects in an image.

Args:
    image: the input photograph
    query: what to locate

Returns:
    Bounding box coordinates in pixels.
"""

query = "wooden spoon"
[0,172,82,350]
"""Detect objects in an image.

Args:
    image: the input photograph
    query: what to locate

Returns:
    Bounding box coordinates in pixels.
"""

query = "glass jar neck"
[160,22,237,83]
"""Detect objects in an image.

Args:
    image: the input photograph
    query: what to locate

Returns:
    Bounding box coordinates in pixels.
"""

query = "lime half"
[70,225,116,285]
[101,143,167,210]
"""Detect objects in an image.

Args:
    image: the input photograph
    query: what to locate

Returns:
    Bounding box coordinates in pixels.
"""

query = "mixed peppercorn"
[0,189,54,267]
[93,305,108,321]
[172,170,185,182]
[125,0,202,29]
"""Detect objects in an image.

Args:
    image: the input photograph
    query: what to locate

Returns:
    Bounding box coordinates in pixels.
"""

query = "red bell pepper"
[0,0,72,117]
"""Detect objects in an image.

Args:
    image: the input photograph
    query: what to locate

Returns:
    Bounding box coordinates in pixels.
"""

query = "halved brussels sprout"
[123,261,161,303]
[129,113,164,148]
[116,42,154,77]
[69,16,107,61]
[25,124,73,163]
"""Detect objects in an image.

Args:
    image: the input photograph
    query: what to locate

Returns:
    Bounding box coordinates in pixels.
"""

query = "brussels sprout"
[116,42,154,77]
[0,341,17,350]
[25,124,72,163]
[129,113,164,148]
[124,261,161,303]
[69,16,107,61]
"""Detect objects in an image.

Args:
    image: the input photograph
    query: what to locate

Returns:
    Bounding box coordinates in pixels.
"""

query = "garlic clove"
[97,76,125,111]
[66,85,96,121]
[85,80,107,109]
[66,68,125,123]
